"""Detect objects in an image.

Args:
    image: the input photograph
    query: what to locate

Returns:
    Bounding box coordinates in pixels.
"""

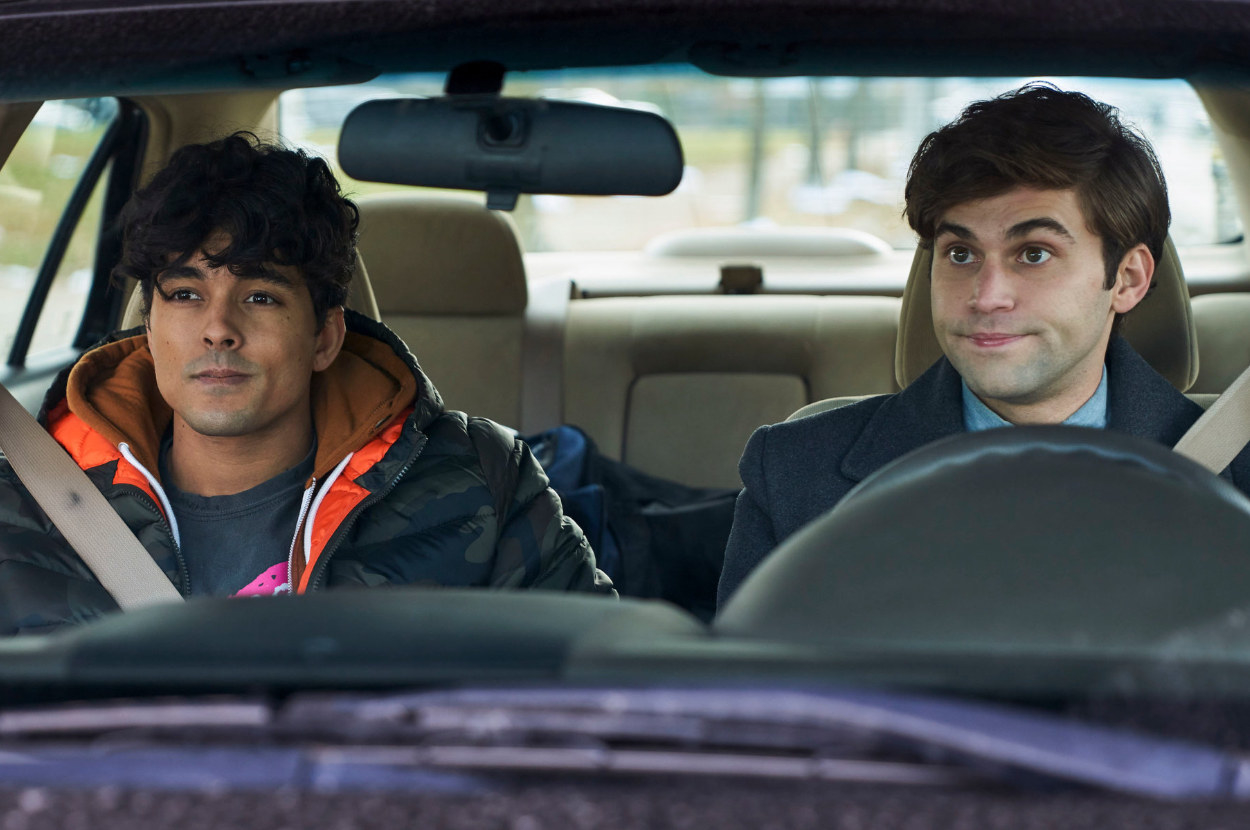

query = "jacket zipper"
[116,444,191,596]
[285,478,318,595]
[304,438,426,592]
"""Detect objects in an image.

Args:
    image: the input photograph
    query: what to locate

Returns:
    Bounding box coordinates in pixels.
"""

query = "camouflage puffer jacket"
[0,310,613,635]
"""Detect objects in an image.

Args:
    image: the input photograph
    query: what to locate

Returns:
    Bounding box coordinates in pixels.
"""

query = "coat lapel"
[841,357,966,484]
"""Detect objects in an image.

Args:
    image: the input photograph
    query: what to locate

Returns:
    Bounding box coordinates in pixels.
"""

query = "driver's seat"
[788,236,1200,422]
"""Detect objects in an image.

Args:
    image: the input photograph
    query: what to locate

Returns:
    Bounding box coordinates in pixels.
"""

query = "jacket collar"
[46,309,442,480]
[840,356,965,484]
[1103,333,1203,444]
[840,335,1200,485]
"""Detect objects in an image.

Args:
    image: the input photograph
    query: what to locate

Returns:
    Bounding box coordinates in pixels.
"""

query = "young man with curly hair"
[717,83,1250,606]
[0,133,611,634]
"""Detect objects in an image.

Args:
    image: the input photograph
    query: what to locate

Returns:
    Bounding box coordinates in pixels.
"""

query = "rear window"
[279,73,1235,253]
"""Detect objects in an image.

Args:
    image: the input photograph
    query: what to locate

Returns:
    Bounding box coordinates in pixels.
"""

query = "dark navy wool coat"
[717,337,1250,607]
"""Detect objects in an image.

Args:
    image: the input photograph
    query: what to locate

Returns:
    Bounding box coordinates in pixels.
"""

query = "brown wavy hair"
[905,83,1170,290]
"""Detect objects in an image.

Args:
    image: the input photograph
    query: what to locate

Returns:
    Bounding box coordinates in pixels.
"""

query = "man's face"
[146,240,344,441]
[930,187,1151,423]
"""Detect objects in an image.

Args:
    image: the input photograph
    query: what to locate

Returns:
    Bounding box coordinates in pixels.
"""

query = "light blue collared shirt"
[962,366,1109,432]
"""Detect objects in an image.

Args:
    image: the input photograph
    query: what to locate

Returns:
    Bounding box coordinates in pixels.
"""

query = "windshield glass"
[280,72,1235,253]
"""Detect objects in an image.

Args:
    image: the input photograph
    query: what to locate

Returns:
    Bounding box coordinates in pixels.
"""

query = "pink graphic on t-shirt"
[235,562,292,597]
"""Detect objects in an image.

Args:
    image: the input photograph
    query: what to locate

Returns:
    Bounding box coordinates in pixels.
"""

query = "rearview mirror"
[338,97,685,210]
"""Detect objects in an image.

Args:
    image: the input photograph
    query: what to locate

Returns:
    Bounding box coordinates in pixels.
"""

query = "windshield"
[281,72,1237,253]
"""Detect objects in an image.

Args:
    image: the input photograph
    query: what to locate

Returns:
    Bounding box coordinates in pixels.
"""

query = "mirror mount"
[445,61,505,96]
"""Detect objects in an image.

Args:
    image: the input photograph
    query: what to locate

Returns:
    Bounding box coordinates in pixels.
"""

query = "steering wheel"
[717,426,1250,656]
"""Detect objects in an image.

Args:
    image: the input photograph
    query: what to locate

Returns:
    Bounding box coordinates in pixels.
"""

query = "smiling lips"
[967,333,1025,348]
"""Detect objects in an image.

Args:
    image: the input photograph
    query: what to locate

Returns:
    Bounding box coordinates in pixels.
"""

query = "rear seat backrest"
[1190,293,1250,394]
[356,194,528,427]
[563,295,900,489]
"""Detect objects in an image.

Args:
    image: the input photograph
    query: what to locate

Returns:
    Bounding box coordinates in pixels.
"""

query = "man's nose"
[969,259,1016,313]
[201,299,241,349]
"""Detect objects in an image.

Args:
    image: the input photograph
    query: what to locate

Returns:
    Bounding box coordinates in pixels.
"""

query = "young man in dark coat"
[0,133,612,634]
[718,84,1250,607]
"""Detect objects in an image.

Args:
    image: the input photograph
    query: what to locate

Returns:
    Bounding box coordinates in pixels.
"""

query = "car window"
[280,73,1236,253]
[0,97,119,362]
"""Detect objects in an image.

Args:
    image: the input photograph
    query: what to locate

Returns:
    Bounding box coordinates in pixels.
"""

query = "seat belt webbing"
[0,381,182,610]
[1173,362,1250,474]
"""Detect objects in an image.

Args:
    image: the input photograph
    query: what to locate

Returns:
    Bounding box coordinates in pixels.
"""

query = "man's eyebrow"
[244,268,296,287]
[155,264,294,287]
[155,264,203,284]
[1006,217,1075,241]
[934,221,975,241]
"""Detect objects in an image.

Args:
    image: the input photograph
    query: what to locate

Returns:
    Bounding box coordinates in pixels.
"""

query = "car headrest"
[118,250,380,330]
[895,236,1197,391]
[356,193,527,316]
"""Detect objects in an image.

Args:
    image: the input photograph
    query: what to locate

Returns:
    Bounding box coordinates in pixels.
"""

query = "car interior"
[8,5,1250,818]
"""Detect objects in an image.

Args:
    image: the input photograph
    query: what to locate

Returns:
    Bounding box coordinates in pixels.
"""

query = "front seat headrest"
[895,236,1198,391]
[356,193,527,317]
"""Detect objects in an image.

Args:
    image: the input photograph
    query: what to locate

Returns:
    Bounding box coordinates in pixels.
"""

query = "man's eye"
[1020,247,1052,265]
[166,288,200,302]
[946,246,975,265]
[245,292,277,305]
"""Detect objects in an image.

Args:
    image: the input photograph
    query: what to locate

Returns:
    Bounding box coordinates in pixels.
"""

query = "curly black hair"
[113,132,359,327]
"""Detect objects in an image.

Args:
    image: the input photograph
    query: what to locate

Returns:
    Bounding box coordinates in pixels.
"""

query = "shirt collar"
[962,365,1109,432]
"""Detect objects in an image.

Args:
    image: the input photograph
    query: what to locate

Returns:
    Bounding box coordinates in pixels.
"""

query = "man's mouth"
[191,368,249,382]
[966,333,1025,348]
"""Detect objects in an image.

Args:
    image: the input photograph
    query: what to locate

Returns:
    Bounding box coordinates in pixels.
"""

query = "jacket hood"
[47,309,443,481]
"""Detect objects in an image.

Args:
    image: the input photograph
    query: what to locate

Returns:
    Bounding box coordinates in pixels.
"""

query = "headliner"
[2,0,1250,100]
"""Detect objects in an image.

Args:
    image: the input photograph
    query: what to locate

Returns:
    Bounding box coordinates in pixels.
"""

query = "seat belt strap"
[0,380,182,609]
[1173,362,1250,474]
[520,278,573,435]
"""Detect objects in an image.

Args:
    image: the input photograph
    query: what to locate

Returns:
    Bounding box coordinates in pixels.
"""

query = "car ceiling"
[2,0,1250,101]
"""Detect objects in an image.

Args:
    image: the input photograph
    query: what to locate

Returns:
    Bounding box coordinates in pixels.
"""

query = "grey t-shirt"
[159,438,315,597]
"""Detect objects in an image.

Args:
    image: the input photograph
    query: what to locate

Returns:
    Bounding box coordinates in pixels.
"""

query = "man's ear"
[1111,243,1155,315]
[313,306,347,372]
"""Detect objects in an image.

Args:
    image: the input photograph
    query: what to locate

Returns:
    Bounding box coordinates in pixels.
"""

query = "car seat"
[356,193,568,431]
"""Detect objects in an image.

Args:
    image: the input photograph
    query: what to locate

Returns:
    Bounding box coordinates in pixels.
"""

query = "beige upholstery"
[645,226,893,258]
[563,295,901,489]
[1191,293,1250,394]
[786,394,875,421]
[356,193,528,427]
[118,252,380,329]
[895,237,1198,391]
